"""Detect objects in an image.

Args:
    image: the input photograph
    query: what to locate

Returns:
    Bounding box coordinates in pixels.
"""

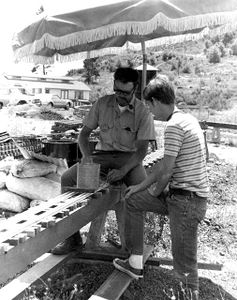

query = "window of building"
[61,90,69,99]
[75,91,83,99]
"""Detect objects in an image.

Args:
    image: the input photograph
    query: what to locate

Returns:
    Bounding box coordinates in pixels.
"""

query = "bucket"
[77,163,100,191]
[42,139,80,167]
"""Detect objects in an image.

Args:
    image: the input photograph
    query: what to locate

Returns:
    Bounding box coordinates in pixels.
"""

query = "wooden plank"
[0,192,119,284]
[74,250,223,271]
[0,253,71,300]
[148,257,223,271]
[68,257,223,272]
[89,245,154,300]
[75,246,128,261]
[203,121,237,130]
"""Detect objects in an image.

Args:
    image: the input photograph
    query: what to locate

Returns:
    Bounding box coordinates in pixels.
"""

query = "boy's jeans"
[125,189,207,291]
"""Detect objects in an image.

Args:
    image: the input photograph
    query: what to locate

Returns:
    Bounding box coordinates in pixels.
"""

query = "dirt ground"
[208,143,237,165]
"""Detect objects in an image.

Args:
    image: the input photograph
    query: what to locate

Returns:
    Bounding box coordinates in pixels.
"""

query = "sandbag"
[6,174,61,201]
[0,171,7,189]
[0,189,30,212]
[11,159,57,178]
[30,199,44,207]
[56,166,67,176]
[45,172,61,183]
[0,156,15,174]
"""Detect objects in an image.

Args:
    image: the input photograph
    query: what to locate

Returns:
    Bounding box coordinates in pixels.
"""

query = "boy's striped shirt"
[165,109,209,198]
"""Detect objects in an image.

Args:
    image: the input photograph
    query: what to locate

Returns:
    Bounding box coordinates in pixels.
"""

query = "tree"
[222,32,235,46]
[83,58,100,84]
[66,68,84,76]
[231,41,237,56]
[208,46,221,63]
[176,57,182,75]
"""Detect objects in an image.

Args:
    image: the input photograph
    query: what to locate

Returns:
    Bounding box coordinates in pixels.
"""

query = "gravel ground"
[208,143,237,165]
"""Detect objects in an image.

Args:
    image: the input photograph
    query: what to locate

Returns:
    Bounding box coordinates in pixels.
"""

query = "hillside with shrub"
[67,31,237,122]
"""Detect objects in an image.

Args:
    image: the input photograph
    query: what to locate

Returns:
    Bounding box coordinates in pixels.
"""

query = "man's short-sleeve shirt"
[83,94,156,152]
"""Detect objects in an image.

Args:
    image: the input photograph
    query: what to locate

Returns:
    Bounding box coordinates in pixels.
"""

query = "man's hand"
[124,184,141,199]
[107,169,125,183]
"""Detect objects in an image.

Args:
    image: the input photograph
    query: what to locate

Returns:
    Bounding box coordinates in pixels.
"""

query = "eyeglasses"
[146,97,156,103]
[113,82,135,97]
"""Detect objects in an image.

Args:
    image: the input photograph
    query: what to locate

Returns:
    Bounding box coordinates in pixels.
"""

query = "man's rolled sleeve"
[83,101,99,130]
[137,112,156,141]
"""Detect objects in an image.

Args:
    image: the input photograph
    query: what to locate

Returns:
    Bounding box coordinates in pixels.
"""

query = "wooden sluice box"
[0,183,114,282]
[0,150,162,299]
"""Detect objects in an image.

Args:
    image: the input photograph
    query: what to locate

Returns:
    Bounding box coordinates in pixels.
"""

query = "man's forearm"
[150,173,171,196]
[120,152,144,174]
[148,158,173,196]
[135,171,158,191]
[78,135,91,158]
[120,140,150,175]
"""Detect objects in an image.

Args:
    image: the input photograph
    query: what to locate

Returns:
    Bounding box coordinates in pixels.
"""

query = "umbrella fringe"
[14,11,237,64]
[47,11,237,48]
[14,47,129,64]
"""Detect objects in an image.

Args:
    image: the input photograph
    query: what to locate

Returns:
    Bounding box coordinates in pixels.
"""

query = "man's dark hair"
[114,67,139,84]
[143,75,175,104]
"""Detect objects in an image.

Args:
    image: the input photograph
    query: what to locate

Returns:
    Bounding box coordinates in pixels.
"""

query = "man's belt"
[93,150,134,155]
[169,188,197,197]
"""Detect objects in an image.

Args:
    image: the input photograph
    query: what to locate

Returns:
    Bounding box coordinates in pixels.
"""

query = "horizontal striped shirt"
[165,109,209,198]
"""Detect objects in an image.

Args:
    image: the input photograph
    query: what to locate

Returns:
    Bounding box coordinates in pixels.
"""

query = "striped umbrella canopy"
[12,0,237,95]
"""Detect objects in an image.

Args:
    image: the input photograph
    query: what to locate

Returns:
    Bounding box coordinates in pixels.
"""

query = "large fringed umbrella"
[13,0,237,98]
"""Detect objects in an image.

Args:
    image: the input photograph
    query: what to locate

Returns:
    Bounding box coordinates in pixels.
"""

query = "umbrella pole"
[141,40,147,102]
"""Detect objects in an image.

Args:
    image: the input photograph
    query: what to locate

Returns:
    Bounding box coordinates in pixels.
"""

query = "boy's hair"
[143,75,175,104]
[114,67,139,85]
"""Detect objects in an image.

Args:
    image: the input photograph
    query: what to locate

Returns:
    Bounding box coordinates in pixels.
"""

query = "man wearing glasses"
[51,67,156,255]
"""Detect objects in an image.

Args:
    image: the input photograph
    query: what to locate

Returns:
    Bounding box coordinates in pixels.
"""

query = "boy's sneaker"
[113,258,143,280]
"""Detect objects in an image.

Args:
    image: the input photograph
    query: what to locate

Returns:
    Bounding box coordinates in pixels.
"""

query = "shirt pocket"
[119,126,136,149]
[100,123,113,145]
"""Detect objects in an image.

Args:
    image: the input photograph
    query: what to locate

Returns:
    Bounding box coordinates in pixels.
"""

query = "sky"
[0,0,125,74]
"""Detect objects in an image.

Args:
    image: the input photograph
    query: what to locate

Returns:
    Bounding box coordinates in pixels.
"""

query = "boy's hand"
[124,184,141,199]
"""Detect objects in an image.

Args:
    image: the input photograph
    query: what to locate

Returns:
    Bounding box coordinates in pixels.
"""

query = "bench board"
[0,253,71,300]
[89,245,154,300]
